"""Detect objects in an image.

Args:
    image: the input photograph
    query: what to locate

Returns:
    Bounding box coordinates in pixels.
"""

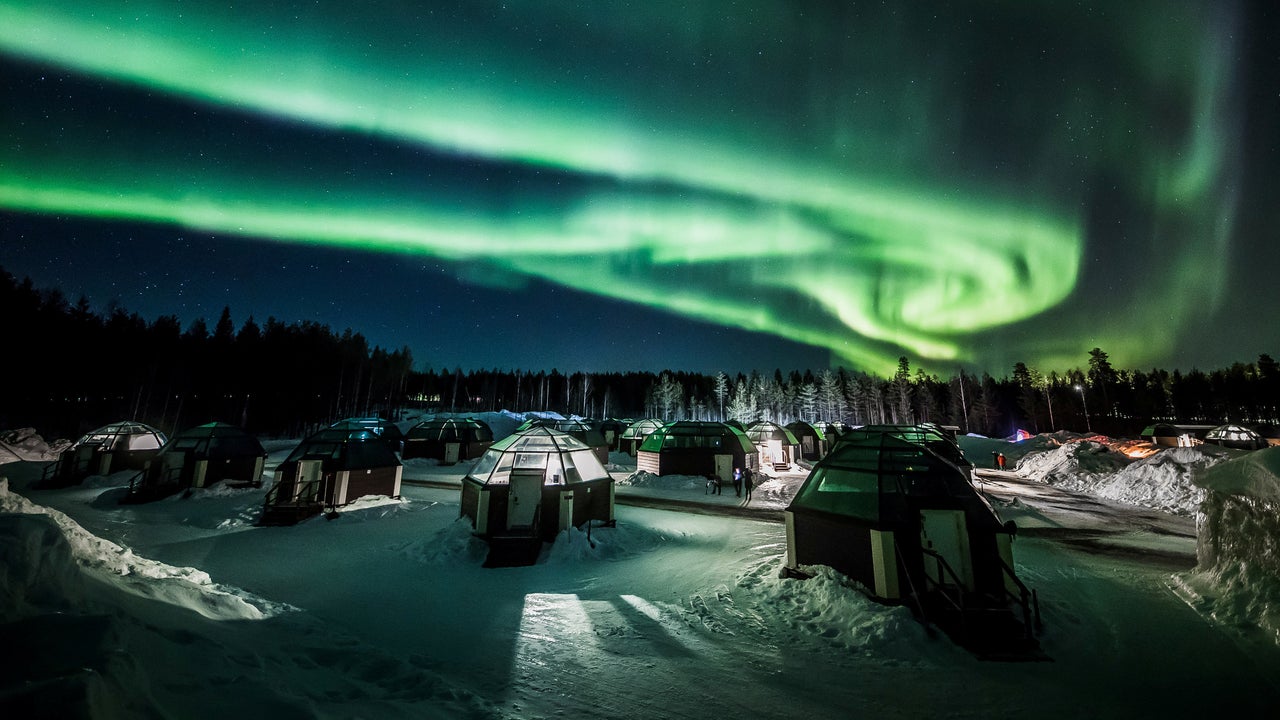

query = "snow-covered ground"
[3,425,1280,718]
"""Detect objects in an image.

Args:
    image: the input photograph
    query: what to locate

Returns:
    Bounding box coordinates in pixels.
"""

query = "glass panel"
[514,452,546,469]
[794,467,879,520]
[470,450,500,480]
[495,455,514,475]
[128,434,162,450]
[545,452,566,484]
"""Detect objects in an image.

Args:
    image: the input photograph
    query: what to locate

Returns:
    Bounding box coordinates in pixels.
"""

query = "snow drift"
[0,427,69,464]
[1177,447,1280,644]
[1013,439,1231,516]
[0,477,290,621]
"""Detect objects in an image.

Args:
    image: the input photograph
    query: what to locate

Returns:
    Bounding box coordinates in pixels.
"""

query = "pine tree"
[713,371,729,420]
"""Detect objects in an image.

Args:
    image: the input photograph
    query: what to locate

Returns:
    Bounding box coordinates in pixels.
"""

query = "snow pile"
[542,522,680,564]
[620,470,711,492]
[401,517,490,565]
[0,512,158,718]
[1177,447,1280,644]
[1014,440,1229,516]
[333,494,411,520]
[0,477,291,620]
[733,561,941,660]
[1096,446,1230,515]
[0,427,70,464]
[1014,440,1130,483]
[0,512,87,620]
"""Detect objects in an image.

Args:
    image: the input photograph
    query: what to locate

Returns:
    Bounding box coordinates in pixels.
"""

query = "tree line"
[2,267,1276,440]
[1,268,412,438]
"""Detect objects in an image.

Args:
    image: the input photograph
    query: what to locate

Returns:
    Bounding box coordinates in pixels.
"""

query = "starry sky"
[1,1,1276,375]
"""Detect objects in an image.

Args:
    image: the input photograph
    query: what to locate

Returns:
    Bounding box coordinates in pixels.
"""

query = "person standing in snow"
[997,453,1007,470]
[733,467,743,497]
[742,466,754,502]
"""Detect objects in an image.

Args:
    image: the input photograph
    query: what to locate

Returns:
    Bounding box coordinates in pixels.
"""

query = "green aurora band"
[0,1,1243,374]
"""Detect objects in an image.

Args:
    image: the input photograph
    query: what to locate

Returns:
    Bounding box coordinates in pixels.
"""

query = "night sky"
[1,1,1276,375]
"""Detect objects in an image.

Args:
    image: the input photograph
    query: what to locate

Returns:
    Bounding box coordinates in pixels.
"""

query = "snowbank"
[736,562,943,660]
[0,511,158,718]
[0,512,86,620]
[1012,439,1229,516]
[0,477,291,621]
[620,470,711,492]
[0,427,70,464]
[1195,446,1280,502]
[1177,448,1280,644]
[0,478,288,717]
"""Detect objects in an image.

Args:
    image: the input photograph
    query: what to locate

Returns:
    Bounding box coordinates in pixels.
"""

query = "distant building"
[1203,424,1268,451]
[594,418,628,451]
[260,427,402,525]
[41,421,167,488]
[618,418,664,456]
[402,417,494,463]
[636,421,757,486]
[126,421,266,502]
[1141,423,1213,448]
[746,421,802,470]
[785,422,831,461]
[329,417,405,453]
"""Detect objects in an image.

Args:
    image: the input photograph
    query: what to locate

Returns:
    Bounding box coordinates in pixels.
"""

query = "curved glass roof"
[1206,424,1262,441]
[785,422,828,441]
[788,433,980,524]
[73,421,167,452]
[637,421,755,454]
[620,418,664,440]
[159,421,265,458]
[746,421,800,445]
[515,418,607,447]
[406,417,494,442]
[839,423,970,468]
[330,417,405,441]
[284,427,401,469]
[466,426,612,486]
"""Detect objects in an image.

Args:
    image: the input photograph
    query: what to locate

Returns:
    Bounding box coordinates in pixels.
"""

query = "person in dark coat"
[742,467,754,501]
[732,467,743,497]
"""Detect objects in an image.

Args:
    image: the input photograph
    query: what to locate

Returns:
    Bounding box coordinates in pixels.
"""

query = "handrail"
[997,556,1042,636]
[918,547,969,624]
[895,540,934,632]
[129,464,183,495]
[263,473,331,511]
[919,546,969,595]
[126,469,147,494]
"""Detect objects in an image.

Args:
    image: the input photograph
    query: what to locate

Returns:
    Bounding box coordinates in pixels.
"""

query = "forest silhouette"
[2,266,1276,441]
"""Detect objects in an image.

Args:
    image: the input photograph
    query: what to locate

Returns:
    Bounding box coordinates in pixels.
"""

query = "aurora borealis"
[0,1,1273,374]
